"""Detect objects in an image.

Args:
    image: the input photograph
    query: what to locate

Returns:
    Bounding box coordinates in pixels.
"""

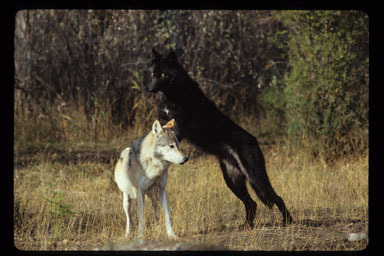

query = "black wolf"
[148,49,293,227]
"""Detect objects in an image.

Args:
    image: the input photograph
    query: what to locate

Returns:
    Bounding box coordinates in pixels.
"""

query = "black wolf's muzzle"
[148,79,161,93]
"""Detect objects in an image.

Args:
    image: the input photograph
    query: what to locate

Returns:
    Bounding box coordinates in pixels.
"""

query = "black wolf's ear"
[162,119,175,129]
[166,50,178,63]
[152,48,161,61]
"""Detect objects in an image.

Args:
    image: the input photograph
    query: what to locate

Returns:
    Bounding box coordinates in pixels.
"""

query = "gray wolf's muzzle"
[180,156,188,165]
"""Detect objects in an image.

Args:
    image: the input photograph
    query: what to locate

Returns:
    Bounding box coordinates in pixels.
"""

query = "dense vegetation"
[14,10,368,161]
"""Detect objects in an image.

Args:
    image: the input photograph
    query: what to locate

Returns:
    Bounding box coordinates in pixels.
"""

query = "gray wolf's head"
[152,119,188,165]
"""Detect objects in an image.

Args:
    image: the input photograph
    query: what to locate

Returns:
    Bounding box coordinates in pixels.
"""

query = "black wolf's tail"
[229,141,289,216]
[248,177,276,209]
[237,145,277,209]
[247,164,293,224]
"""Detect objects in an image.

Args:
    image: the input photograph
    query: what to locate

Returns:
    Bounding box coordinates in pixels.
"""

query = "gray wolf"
[114,119,188,239]
[148,49,293,228]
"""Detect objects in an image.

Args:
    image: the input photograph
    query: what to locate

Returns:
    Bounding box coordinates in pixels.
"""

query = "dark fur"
[148,49,293,227]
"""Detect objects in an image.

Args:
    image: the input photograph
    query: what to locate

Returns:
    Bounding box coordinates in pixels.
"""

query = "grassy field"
[14,138,368,251]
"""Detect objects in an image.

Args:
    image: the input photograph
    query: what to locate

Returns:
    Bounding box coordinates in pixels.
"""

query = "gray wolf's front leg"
[137,188,145,239]
[160,187,178,239]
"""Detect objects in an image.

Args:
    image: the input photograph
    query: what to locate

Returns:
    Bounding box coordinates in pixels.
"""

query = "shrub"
[275,11,369,160]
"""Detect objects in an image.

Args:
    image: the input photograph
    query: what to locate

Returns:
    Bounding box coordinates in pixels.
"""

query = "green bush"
[276,11,369,160]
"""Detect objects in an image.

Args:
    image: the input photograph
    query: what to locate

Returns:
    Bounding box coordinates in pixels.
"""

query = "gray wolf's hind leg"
[122,192,131,238]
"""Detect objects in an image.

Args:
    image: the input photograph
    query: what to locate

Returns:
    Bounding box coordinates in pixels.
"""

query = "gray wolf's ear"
[167,50,177,63]
[152,48,161,60]
[152,120,163,134]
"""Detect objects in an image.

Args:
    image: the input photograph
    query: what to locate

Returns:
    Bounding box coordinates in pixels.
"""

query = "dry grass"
[14,101,368,250]
[14,140,368,251]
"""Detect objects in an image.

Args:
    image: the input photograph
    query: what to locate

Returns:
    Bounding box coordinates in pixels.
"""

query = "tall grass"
[14,95,153,151]
[14,103,368,250]
[14,145,368,250]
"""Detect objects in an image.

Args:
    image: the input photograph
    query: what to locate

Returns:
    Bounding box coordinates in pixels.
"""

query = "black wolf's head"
[148,49,183,93]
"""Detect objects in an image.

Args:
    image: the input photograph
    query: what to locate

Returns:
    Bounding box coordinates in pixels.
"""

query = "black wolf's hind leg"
[219,158,257,229]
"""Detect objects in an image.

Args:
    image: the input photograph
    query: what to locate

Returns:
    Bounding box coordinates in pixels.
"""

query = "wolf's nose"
[181,157,188,164]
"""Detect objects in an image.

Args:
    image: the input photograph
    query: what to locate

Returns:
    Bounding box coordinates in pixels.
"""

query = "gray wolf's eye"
[151,72,155,77]
[161,73,165,78]
[169,144,175,149]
